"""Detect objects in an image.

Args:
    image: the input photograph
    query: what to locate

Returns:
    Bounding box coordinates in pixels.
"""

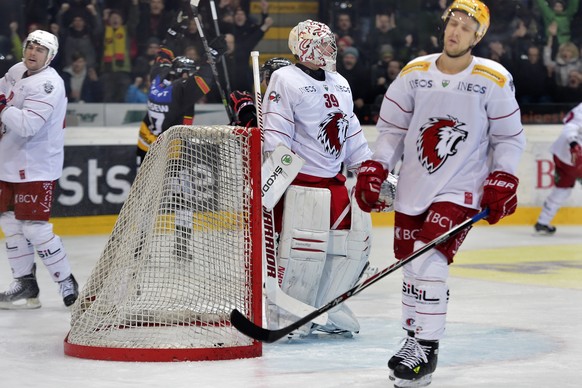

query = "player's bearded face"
[24,43,50,72]
[443,13,480,57]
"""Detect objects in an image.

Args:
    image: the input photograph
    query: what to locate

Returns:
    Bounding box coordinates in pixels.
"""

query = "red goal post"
[64,125,263,361]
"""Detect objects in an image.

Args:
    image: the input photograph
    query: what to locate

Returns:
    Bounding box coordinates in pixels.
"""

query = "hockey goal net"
[64,125,263,361]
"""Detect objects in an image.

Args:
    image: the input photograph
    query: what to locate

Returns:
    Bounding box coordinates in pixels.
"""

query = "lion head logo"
[317,111,349,159]
[416,116,467,173]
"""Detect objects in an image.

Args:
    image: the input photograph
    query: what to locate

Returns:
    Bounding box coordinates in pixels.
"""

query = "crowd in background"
[1,0,582,124]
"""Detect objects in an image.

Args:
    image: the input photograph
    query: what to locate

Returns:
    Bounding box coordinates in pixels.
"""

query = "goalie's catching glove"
[355,160,389,213]
[480,171,519,225]
[229,90,256,127]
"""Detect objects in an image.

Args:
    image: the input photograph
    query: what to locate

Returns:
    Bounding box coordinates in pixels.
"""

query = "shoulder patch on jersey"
[43,80,54,94]
[471,65,506,88]
[400,61,431,77]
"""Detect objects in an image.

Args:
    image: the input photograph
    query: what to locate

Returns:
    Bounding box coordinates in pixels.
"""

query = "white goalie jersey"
[374,54,525,215]
[262,65,372,177]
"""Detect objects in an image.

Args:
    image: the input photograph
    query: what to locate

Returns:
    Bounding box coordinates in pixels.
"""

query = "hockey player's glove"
[155,47,175,65]
[570,142,582,172]
[355,160,388,213]
[209,35,227,63]
[480,171,519,225]
[229,90,256,127]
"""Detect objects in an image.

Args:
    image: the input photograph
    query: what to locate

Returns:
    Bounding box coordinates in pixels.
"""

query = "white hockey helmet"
[23,30,59,68]
[288,20,337,73]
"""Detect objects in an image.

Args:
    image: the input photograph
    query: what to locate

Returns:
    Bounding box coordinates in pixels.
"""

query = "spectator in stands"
[0,35,18,76]
[57,0,102,32]
[135,0,176,56]
[132,36,161,82]
[534,0,580,44]
[364,11,401,65]
[62,51,103,102]
[555,69,582,101]
[125,73,150,103]
[370,58,402,122]
[229,2,273,92]
[337,46,373,122]
[100,3,139,102]
[514,44,554,104]
[543,22,582,88]
[60,12,102,69]
[6,21,23,63]
[181,17,205,59]
[486,39,514,73]
[334,11,363,48]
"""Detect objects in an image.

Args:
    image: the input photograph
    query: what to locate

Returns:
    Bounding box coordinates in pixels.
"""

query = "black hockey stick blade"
[230,208,489,343]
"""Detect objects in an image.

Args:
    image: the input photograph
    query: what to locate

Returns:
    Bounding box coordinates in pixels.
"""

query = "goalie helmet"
[260,57,292,85]
[442,0,490,41]
[23,30,59,68]
[288,20,337,73]
[170,56,197,78]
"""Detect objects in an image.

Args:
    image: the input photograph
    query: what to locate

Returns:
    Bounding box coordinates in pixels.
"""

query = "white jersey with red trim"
[374,53,525,215]
[551,102,582,166]
[262,65,372,178]
[0,62,67,182]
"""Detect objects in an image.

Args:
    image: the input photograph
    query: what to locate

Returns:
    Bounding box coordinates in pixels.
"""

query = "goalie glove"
[229,90,256,127]
[480,171,519,225]
[355,160,389,213]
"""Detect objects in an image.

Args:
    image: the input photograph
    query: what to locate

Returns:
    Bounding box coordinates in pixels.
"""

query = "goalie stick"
[251,50,328,325]
[230,208,490,343]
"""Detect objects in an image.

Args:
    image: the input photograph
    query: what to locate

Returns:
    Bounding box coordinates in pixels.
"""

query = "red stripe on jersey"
[195,76,210,94]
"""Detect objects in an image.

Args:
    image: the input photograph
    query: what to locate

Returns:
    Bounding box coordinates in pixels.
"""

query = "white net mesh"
[65,125,262,360]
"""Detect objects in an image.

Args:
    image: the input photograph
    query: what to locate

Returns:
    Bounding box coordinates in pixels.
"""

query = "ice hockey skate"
[393,339,439,388]
[0,263,41,309]
[59,273,79,307]
[534,222,556,235]
[388,331,417,380]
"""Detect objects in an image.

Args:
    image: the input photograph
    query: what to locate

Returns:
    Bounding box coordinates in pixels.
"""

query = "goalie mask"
[288,20,337,73]
[23,30,59,69]
[170,56,197,78]
[260,57,292,85]
[442,0,490,42]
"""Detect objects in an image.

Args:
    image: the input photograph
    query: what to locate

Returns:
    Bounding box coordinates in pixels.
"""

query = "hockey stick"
[209,0,232,96]
[187,0,236,123]
[251,50,327,325]
[230,208,490,343]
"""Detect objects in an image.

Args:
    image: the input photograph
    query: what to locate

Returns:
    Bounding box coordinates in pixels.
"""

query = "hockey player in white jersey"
[0,30,78,309]
[355,1,525,386]
[535,102,582,234]
[261,20,374,337]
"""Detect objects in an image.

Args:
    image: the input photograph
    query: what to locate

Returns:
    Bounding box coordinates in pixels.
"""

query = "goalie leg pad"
[268,186,330,334]
[315,193,372,332]
[22,221,72,282]
[0,212,35,278]
[278,185,331,306]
